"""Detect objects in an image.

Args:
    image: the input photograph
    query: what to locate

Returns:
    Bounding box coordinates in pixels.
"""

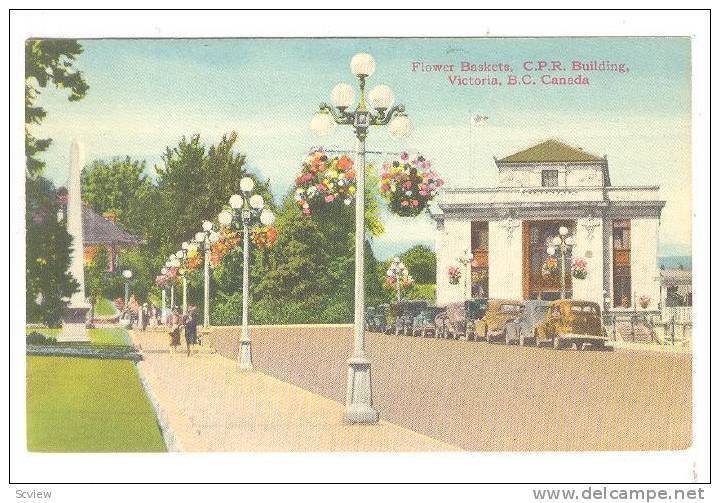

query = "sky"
[33,37,692,259]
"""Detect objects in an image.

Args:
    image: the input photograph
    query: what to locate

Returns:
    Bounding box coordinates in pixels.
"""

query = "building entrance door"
[523,220,574,300]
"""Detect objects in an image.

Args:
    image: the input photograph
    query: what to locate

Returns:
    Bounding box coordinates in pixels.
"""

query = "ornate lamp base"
[345,356,379,423]
[238,338,253,371]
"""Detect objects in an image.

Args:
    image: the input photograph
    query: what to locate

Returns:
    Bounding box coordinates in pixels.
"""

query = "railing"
[662,306,693,323]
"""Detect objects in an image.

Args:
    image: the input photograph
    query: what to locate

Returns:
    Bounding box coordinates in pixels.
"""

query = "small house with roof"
[432,140,665,311]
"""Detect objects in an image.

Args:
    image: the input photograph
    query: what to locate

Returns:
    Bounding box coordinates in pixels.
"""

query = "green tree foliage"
[25,39,89,177]
[26,178,79,327]
[398,244,436,284]
[81,157,153,230]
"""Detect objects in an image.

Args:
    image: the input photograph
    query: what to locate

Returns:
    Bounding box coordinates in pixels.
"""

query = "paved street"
[130,329,458,452]
[208,325,692,451]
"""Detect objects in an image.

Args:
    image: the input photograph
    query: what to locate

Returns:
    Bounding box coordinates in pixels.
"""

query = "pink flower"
[324,194,335,203]
[400,152,409,161]
[419,190,428,196]
[401,200,409,207]
[403,181,412,190]
[303,208,311,215]
[412,199,419,207]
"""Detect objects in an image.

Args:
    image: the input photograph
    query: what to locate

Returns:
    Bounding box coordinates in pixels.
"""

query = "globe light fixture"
[160,267,167,275]
[260,208,275,226]
[388,113,412,139]
[249,194,265,209]
[229,194,244,209]
[310,110,336,136]
[331,83,355,110]
[240,176,255,193]
[218,209,233,227]
[195,231,205,243]
[181,241,189,250]
[368,84,394,111]
[350,52,376,77]
[559,226,569,236]
[202,220,213,232]
[122,269,133,279]
[547,246,556,256]
[209,231,220,244]
[552,236,562,246]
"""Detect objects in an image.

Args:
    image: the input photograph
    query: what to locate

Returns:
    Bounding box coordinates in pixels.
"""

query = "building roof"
[82,206,145,246]
[498,140,604,163]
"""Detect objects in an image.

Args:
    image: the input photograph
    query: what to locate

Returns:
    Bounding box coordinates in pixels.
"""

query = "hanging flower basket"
[250,225,278,249]
[210,229,241,267]
[639,295,651,309]
[294,147,356,216]
[379,152,444,217]
[571,257,587,280]
[448,266,461,285]
[541,257,559,277]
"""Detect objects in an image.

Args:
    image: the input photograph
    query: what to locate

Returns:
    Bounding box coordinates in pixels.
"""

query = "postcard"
[10,9,709,493]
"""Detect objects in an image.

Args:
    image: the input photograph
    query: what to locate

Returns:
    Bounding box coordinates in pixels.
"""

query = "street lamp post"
[122,269,133,306]
[194,221,219,331]
[311,52,411,424]
[547,226,575,300]
[176,247,189,314]
[160,267,168,324]
[386,257,410,336]
[218,176,275,371]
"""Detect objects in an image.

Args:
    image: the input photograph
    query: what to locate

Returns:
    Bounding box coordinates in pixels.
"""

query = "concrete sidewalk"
[131,329,458,452]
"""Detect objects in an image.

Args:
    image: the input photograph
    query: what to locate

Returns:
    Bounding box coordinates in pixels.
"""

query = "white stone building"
[432,140,665,311]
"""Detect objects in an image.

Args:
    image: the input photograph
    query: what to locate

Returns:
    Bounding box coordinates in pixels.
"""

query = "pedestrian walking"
[184,310,197,357]
[169,308,183,353]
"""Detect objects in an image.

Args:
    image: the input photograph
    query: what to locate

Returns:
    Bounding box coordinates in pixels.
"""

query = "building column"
[488,218,523,300]
[435,219,471,306]
[631,218,660,310]
[572,217,605,306]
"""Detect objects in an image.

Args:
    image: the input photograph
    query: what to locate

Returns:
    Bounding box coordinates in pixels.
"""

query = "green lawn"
[94,297,117,316]
[27,356,166,452]
[26,327,130,346]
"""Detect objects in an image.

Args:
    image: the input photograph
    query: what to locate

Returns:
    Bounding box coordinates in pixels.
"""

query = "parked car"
[365,306,377,331]
[475,299,525,343]
[435,299,488,340]
[534,299,607,350]
[503,300,550,346]
[396,300,429,336]
[368,304,389,332]
[412,306,444,337]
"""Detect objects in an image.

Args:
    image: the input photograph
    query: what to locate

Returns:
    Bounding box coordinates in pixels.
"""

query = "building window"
[612,220,631,308]
[541,170,559,187]
[470,221,489,299]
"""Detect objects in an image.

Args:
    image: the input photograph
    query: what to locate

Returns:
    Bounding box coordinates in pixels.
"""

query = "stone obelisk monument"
[58,139,91,342]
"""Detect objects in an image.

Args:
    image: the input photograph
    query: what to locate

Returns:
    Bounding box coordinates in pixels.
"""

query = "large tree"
[25,39,88,325]
[81,157,153,231]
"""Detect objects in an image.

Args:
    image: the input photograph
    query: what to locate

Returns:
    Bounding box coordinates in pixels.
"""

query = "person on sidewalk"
[184,310,197,357]
[169,308,183,353]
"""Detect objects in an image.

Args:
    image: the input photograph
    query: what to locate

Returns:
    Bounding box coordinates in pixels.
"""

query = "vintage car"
[397,300,429,336]
[411,306,444,337]
[435,299,488,340]
[475,299,525,343]
[534,299,607,349]
[503,300,550,346]
[384,300,428,335]
[369,304,389,332]
[365,306,377,331]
